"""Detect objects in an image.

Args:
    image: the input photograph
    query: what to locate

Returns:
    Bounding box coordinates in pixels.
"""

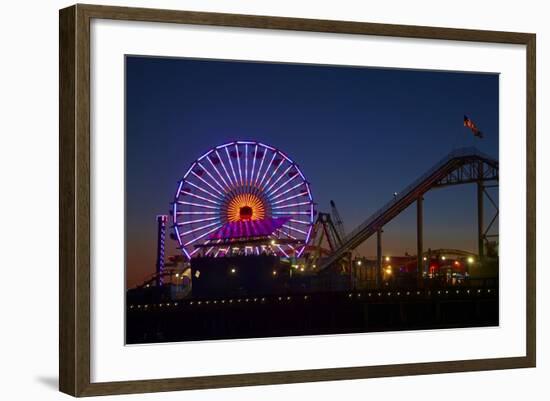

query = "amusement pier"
[127,141,499,343]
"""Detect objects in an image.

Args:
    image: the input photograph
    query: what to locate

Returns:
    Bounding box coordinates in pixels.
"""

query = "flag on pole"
[464,115,483,138]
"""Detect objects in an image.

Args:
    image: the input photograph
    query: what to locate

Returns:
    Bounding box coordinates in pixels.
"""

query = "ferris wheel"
[172,140,315,259]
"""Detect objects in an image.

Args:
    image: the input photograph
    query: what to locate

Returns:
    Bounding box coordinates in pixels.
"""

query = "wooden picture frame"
[59,3,536,396]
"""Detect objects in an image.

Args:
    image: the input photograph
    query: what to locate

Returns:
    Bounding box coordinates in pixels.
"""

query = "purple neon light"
[254,146,267,185]
[215,150,234,187]
[177,216,219,226]
[258,152,277,189]
[180,191,219,205]
[275,228,298,240]
[181,247,191,259]
[273,211,310,215]
[172,202,178,224]
[197,148,214,161]
[262,156,287,190]
[185,180,223,201]
[176,181,184,198]
[179,221,220,237]
[272,201,311,210]
[264,164,293,193]
[289,218,310,225]
[258,142,275,151]
[282,224,308,235]
[224,146,239,186]
[244,144,248,187]
[216,142,233,149]
[191,171,224,197]
[177,200,218,209]
[278,151,292,162]
[250,144,258,187]
[305,183,313,201]
[208,217,291,240]
[183,224,223,246]
[177,211,218,215]
[183,163,196,179]
[271,192,307,206]
[207,156,230,190]
[197,162,226,192]
[235,144,243,186]
[276,245,289,257]
[267,172,300,198]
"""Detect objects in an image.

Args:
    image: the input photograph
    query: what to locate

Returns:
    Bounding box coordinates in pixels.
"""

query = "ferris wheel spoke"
[191,171,225,197]
[180,190,220,205]
[272,201,311,210]
[296,246,306,258]
[262,157,287,191]
[298,225,314,257]
[275,245,289,257]
[197,162,226,193]
[254,147,268,187]
[282,224,308,235]
[206,155,231,191]
[258,151,277,189]
[267,173,300,198]
[205,239,223,256]
[176,211,219,215]
[289,218,311,226]
[235,144,243,186]
[272,211,310,215]
[244,144,249,188]
[185,180,223,202]
[178,221,221,238]
[269,180,304,201]
[183,224,223,246]
[250,144,258,189]
[176,216,219,226]
[177,200,219,209]
[215,150,235,188]
[269,191,308,206]
[224,146,239,189]
[189,248,201,257]
[264,164,293,194]
[275,228,297,240]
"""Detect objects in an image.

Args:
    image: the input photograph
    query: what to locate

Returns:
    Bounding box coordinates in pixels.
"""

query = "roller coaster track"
[319,147,498,271]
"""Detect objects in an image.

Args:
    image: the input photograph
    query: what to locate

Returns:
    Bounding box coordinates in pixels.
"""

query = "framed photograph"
[59,4,536,396]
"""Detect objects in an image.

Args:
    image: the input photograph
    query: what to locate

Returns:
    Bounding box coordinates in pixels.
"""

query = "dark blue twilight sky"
[126,56,498,287]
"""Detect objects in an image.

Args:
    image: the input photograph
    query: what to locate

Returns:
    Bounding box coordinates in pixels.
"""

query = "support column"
[155,215,168,287]
[417,196,424,287]
[477,162,485,260]
[376,229,382,288]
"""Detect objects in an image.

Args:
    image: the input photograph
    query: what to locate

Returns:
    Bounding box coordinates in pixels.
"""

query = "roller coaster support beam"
[417,196,424,287]
[376,229,382,288]
[155,215,168,287]
[477,161,485,260]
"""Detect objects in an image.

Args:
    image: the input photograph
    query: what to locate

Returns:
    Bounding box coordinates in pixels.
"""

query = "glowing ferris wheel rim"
[172,140,315,259]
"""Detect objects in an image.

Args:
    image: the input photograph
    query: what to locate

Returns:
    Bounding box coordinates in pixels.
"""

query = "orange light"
[227,193,266,222]
[454,261,460,266]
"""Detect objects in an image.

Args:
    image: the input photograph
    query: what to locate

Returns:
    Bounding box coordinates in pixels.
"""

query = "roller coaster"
[318,147,498,280]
